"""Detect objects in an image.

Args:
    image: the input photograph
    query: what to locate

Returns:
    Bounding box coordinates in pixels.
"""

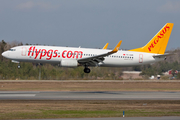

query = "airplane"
[2,23,174,73]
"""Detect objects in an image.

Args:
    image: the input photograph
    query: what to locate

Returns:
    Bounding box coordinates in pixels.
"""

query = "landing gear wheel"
[18,65,21,69]
[84,68,91,73]
[17,63,21,69]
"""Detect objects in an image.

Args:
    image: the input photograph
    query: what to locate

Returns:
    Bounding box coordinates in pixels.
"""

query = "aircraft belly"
[13,57,60,64]
[102,58,137,67]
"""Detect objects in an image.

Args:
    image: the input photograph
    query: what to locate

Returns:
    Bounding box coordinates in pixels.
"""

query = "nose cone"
[2,51,8,58]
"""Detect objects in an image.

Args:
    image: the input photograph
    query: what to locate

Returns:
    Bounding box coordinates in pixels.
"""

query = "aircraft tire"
[84,68,91,73]
[18,65,21,69]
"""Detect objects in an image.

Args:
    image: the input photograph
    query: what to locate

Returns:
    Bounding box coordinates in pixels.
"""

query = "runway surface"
[0,91,180,100]
[22,117,180,120]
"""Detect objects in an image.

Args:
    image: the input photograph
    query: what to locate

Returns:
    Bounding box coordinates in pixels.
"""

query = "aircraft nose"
[2,51,8,58]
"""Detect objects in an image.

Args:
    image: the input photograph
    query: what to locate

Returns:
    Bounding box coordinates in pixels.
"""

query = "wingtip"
[103,43,109,49]
[110,40,122,53]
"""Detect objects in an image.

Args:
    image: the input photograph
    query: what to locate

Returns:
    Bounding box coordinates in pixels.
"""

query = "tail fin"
[129,23,174,54]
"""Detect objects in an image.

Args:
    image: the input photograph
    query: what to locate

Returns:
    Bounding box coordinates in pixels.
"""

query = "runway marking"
[0,94,36,97]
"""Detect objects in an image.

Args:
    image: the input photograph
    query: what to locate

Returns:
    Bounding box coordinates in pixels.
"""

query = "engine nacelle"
[60,59,78,67]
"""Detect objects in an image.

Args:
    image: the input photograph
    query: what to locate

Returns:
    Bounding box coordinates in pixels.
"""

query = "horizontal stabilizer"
[153,53,175,58]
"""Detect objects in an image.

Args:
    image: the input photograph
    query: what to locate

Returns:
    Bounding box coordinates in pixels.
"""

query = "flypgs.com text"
[27,46,83,60]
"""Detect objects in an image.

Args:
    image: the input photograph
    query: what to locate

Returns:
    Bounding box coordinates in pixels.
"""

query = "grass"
[1,109,180,120]
[0,100,180,120]
[0,81,180,91]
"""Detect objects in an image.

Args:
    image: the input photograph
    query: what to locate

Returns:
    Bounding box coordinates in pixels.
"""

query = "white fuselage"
[2,45,164,67]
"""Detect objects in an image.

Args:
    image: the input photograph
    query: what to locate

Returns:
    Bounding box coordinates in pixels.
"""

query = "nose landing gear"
[17,63,21,68]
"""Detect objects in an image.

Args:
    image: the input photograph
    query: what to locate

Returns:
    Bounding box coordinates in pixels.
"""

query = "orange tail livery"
[129,23,174,54]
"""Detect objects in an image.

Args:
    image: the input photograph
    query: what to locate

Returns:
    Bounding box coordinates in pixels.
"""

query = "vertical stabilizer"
[129,23,174,54]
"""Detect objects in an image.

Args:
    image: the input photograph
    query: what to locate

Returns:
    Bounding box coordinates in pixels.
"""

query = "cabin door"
[139,54,143,63]
[21,47,27,56]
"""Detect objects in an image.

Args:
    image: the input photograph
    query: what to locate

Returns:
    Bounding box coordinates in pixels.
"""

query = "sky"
[0,0,180,50]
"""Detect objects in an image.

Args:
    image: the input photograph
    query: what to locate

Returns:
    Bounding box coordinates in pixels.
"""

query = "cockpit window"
[9,49,16,51]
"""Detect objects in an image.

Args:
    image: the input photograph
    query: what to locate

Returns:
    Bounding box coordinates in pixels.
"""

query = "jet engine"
[60,59,78,67]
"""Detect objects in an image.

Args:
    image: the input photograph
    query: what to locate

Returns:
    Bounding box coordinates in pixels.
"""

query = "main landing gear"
[84,67,91,73]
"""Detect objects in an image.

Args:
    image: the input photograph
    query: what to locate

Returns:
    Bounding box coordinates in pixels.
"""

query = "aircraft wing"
[78,40,122,66]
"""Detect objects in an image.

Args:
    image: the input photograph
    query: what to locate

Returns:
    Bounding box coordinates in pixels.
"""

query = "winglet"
[110,40,122,53]
[103,43,109,49]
